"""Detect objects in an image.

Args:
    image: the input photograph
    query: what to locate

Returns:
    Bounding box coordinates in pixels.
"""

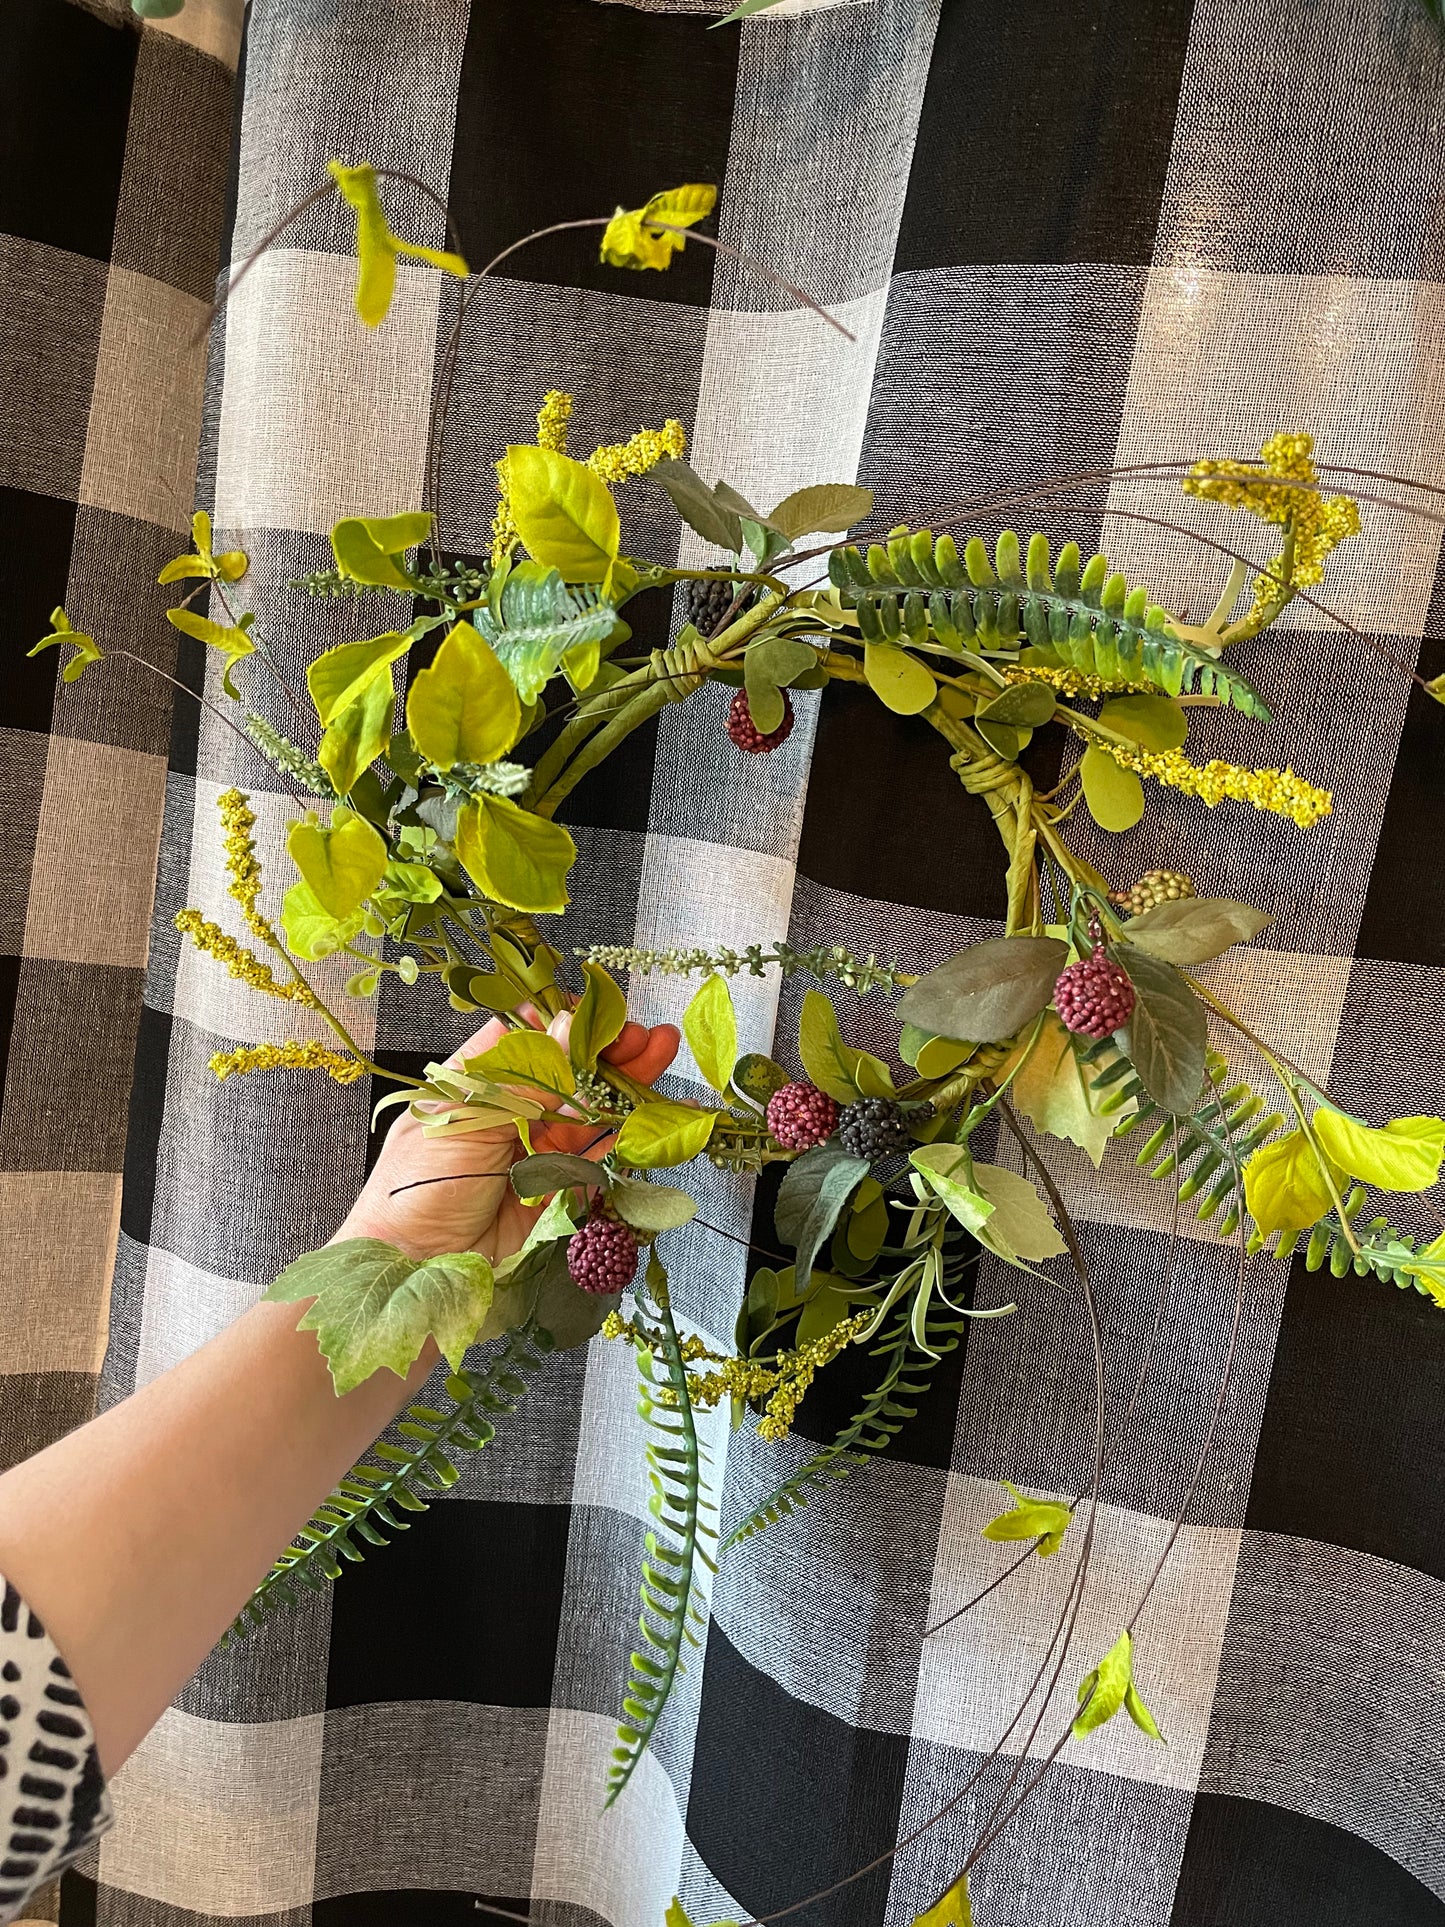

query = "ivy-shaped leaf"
[265,1237,493,1394]
[1001,1012,1114,1166]
[455,795,576,915]
[1311,1109,1445,1194]
[281,879,364,961]
[981,1480,1072,1557]
[287,806,388,921]
[910,1143,993,1236]
[406,621,521,770]
[29,607,102,684]
[158,509,247,585]
[328,161,468,328]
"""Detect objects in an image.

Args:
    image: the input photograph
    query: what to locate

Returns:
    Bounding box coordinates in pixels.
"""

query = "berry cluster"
[1109,868,1195,916]
[765,1081,839,1150]
[838,1097,920,1160]
[567,1211,640,1294]
[726,688,795,754]
[1054,945,1136,1040]
[685,577,755,636]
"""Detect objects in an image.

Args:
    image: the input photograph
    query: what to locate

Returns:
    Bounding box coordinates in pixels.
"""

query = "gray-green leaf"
[898,936,1069,1045]
[648,458,745,552]
[607,1173,697,1235]
[1114,946,1207,1114]
[1121,896,1271,965]
[775,1143,870,1292]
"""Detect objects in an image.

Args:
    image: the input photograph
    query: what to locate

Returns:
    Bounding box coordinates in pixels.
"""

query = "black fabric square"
[1245,1253,1445,1583]
[1171,1793,1445,1927]
[449,0,738,306]
[118,1002,173,1245]
[325,1499,571,1710]
[893,0,1194,272]
[0,490,79,737]
[314,1895,524,1927]
[797,681,1061,920]
[1356,637,1445,968]
[0,0,138,264]
[687,1623,910,1927]
[0,960,143,1173]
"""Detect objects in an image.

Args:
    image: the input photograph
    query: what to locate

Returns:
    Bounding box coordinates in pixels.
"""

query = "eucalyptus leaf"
[1097,692,1188,751]
[607,1173,698,1234]
[897,936,1068,1045]
[978,681,1055,728]
[511,1152,606,1200]
[775,1143,870,1291]
[1114,946,1207,1114]
[1080,744,1145,832]
[647,458,744,552]
[863,639,935,715]
[1122,896,1271,964]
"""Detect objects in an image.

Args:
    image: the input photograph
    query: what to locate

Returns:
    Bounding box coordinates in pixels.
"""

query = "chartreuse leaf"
[796,989,894,1103]
[1074,1629,1164,1742]
[1097,692,1188,751]
[167,607,257,699]
[912,1871,973,1927]
[732,1052,789,1108]
[1002,1012,1113,1166]
[1114,947,1207,1115]
[1122,897,1271,964]
[864,639,935,715]
[470,1030,575,1100]
[505,447,620,583]
[898,936,1068,1045]
[455,795,576,914]
[328,161,468,328]
[982,1481,1072,1557]
[265,1237,493,1394]
[599,183,717,271]
[158,509,247,584]
[281,880,364,960]
[405,621,521,770]
[1080,744,1145,831]
[971,1164,1066,1264]
[570,961,627,1072]
[1311,1109,1445,1193]
[614,1099,720,1169]
[1243,1128,1340,1238]
[767,483,874,541]
[683,973,738,1093]
[307,630,412,725]
[30,608,103,684]
[330,513,434,589]
[317,668,392,796]
[775,1143,870,1291]
[666,1901,739,1927]
[910,1143,992,1235]
[287,807,387,921]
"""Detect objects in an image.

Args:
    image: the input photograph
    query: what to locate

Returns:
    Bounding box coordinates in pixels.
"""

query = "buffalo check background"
[3,0,1445,1922]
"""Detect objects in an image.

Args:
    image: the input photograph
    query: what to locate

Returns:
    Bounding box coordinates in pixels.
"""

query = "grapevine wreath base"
[38,165,1445,1927]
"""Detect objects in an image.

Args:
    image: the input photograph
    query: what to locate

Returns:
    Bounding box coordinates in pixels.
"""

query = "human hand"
[335,1008,680,1265]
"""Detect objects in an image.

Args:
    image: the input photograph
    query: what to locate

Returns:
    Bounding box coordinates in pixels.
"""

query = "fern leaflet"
[1278,1189,1445,1307]
[228,1320,552,1642]
[608,1270,717,1806]
[475,567,620,703]
[829,527,1268,719]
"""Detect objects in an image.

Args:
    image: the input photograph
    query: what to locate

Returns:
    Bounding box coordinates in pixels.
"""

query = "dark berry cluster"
[567,1212,639,1294]
[837,1097,927,1160]
[726,688,795,754]
[765,1080,839,1150]
[1054,946,1136,1040]
[685,577,756,636]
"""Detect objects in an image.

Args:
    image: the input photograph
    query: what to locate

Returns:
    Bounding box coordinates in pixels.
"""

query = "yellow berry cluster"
[535,388,573,453]
[209,1041,364,1083]
[1185,430,1360,622]
[586,419,686,485]
[1093,739,1332,828]
[217,787,283,946]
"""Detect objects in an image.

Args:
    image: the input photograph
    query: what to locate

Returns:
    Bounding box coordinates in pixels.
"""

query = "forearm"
[0,1296,429,1775]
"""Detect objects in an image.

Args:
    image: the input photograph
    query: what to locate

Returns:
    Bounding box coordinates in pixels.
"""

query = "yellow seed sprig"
[216,787,283,946]
[1002,664,1152,700]
[587,418,686,486]
[536,389,573,452]
[209,1041,365,1083]
[174,909,317,1002]
[1184,430,1360,622]
[1090,738,1332,829]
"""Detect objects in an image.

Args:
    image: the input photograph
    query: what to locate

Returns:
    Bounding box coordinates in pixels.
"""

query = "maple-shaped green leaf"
[912,1870,973,1927]
[29,607,102,684]
[600,184,717,271]
[1073,1628,1165,1742]
[981,1480,1072,1557]
[328,161,468,328]
[158,509,247,584]
[1002,1012,1116,1166]
[266,1238,493,1394]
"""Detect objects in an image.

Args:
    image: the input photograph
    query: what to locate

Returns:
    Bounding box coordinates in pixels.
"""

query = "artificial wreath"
[38,164,1445,1927]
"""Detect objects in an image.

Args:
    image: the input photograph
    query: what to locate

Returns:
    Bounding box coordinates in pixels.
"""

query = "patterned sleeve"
[0,1577,112,1923]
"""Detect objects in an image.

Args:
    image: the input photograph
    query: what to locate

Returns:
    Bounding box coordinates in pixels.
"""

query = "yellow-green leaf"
[328,161,468,328]
[329,513,433,589]
[406,621,521,769]
[1080,744,1145,831]
[306,630,412,727]
[1311,1109,1445,1194]
[971,1163,1066,1264]
[909,1143,993,1235]
[863,640,935,715]
[683,973,738,1093]
[281,879,364,960]
[470,1030,575,1099]
[1125,1680,1164,1741]
[614,1099,720,1169]
[29,607,102,683]
[1242,1128,1339,1238]
[1097,693,1188,751]
[1073,1629,1133,1737]
[287,807,388,921]
[455,794,576,914]
[913,1870,973,1927]
[318,669,393,796]
[570,961,627,1072]
[798,989,863,1104]
[1002,1011,1115,1167]
[599,184,717,271]
[166,606,256,698]
[505,447,620,583]
[982,1480,1072,1557]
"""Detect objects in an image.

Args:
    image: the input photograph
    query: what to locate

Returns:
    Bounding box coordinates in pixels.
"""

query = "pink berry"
[567,1213,639,1294]
[1054,946,1136,1040]
[727,688,794,754]
[766,1080,839,1151]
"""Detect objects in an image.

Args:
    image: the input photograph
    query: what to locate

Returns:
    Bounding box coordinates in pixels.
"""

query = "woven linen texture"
[4,1,1444,1924]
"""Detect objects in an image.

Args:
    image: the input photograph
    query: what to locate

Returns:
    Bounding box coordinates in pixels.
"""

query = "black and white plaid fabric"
[5,0,1444,1923]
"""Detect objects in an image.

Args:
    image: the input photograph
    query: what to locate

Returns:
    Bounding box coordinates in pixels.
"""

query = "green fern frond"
[227,1321,552,1642]
[475,567,621,703]
[608,1277,714,1806]
[1083,1046,1285,1234]
[828,528,1269,720]
[1275,1190,1445,1307]
[724,1294,965,1549]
